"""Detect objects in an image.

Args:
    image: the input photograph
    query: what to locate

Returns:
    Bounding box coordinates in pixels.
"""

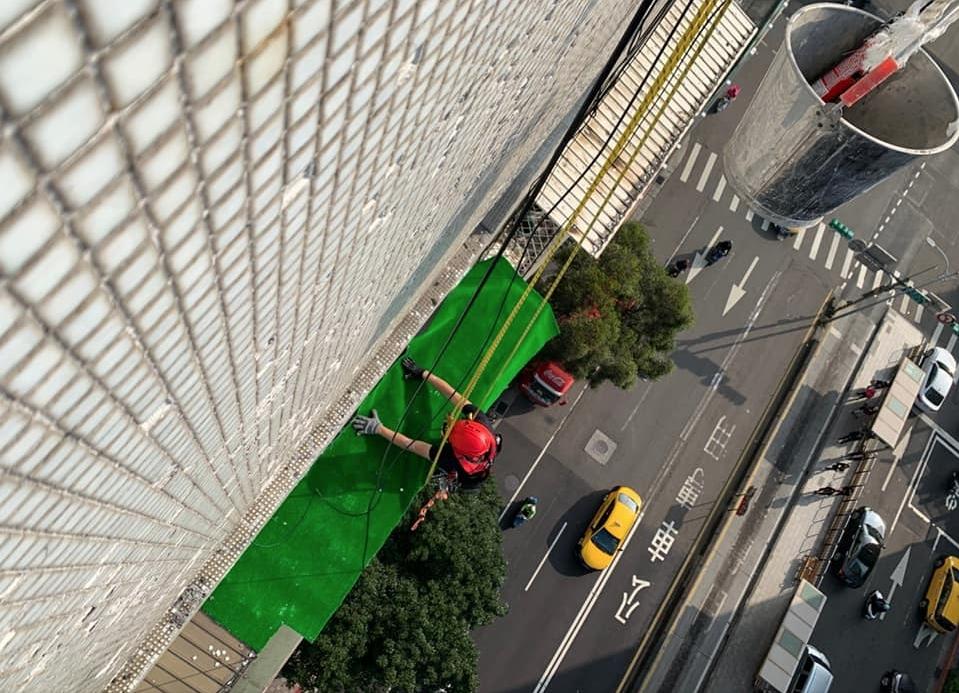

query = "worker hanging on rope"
[351,356,501,490]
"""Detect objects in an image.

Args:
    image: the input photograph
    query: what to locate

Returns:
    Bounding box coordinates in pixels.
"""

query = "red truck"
[517,360,575,407]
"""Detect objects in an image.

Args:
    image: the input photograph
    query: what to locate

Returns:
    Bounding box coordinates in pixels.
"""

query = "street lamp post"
[926,236,951,278]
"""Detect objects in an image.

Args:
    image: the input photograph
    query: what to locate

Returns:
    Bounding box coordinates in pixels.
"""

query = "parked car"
[916,347,957,412]
[577,486,642,570]
[920,555,959,633]
[832,506,885,587]
[880,670,917,693]
[789,644,833,693]
[517,360,574,407]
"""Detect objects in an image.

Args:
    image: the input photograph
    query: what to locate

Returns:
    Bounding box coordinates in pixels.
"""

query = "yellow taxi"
[921,555,959,633]
[577,486,643,570]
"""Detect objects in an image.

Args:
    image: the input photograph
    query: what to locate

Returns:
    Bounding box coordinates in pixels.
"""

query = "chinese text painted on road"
[648,520,678,562]
[676,467,705,509]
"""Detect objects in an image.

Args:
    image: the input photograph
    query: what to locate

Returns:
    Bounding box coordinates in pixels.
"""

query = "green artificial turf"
[202,258,559,650]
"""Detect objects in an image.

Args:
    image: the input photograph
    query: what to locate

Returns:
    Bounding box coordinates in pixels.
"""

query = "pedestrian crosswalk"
[673,138,940,334]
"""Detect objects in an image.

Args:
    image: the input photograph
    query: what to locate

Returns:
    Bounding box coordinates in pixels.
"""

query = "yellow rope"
[425,0,732,484]
[480,0,734,401]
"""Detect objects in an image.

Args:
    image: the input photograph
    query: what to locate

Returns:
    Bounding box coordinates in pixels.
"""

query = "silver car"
[832,506,885,588]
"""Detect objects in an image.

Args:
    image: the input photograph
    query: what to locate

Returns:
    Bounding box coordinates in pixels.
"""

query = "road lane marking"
[729,194,739,212]
[497,386,589,522]
[932,322,944,346]
[723,256,758,316]
[621,383,654,431]
[680,143,702,183]
[900,293,910,313]
[696,152,717,192]
[667,215,700,263]
[534,510,645,693]
[525,522,567,592]
[882,427,912,492]
[948,333,958,352]
[824,233,839,269]
[745,209,754,222]
[808,223,824,260]
[681,271,781,441]
[857,263,867,288]
[707,225,723,251]
[872,272,883,290]
[792,228,803,251]
[916,304,924,322]
[890,426,942,536]
[841,249,854,278]
[712,175,726,202]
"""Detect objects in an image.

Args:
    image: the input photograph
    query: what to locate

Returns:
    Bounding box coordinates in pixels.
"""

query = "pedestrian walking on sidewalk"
[822,461,850,472]
[853,403,880,417]
[844,450,875,462]
[837,429,876,444]
[814,485,854,496]
[854,385,878,400]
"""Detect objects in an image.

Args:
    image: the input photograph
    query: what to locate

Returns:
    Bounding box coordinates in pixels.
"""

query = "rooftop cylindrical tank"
[723,4,959,228]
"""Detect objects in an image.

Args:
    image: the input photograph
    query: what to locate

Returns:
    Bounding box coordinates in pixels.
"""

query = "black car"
[880,670,916,693]
[832,506,886,587]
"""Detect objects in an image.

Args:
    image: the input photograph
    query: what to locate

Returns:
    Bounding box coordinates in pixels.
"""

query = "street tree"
[283,481,507,692]
[540,221,693,388]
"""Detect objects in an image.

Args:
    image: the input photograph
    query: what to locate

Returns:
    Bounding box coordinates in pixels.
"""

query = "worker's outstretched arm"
[402,357,472,408]
[352,410,432,460]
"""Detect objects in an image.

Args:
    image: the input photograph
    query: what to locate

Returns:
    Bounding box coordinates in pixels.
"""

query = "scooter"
[770,223,795,241]
[863,589,891,620]
[705,241,732,265]
[667,258,689,277]
[713,84,741,113]
[512,496,538,528]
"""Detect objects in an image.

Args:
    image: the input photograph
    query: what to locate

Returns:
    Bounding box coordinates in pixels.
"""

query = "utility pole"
[819,218,959,324]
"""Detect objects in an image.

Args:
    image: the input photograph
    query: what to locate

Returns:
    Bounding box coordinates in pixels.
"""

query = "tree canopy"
[539,221,693,389]
[283,481,507,692]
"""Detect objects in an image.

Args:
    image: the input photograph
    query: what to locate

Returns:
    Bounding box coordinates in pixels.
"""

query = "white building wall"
[0,0,633,690]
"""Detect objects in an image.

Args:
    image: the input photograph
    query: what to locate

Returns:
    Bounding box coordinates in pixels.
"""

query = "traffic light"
[829,218,854,239]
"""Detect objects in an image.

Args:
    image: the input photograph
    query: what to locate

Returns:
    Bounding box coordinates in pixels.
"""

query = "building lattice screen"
[0,0,635,690]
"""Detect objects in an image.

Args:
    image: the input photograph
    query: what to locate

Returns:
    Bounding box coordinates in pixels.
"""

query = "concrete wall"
[0,0,634,690]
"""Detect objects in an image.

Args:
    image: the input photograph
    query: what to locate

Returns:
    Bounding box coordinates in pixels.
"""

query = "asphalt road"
[473,10,959,693]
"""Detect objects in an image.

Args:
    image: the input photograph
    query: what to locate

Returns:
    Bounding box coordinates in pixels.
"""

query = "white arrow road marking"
[687,226,723,284]
[724,256,759,316]
[914,623,938,649]
[879,547,910,620]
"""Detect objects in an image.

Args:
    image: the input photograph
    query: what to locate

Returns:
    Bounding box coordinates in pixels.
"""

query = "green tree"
[283,482,507,692]
[540,221,693,388]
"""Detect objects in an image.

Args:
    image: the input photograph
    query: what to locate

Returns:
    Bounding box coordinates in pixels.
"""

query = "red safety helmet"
[448,418,497,474]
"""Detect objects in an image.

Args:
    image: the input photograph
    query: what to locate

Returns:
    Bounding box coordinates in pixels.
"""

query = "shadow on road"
[672,348,746,405]
[547,488,609,577]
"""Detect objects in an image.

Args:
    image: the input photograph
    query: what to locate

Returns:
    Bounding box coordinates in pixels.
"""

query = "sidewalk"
[638,308,921,691]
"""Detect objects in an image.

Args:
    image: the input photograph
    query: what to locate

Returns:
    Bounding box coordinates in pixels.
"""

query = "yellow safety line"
[481,0,735,401]
[424,0,731,484]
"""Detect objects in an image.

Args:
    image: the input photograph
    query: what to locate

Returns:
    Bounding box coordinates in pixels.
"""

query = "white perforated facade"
[0,0,635,691]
